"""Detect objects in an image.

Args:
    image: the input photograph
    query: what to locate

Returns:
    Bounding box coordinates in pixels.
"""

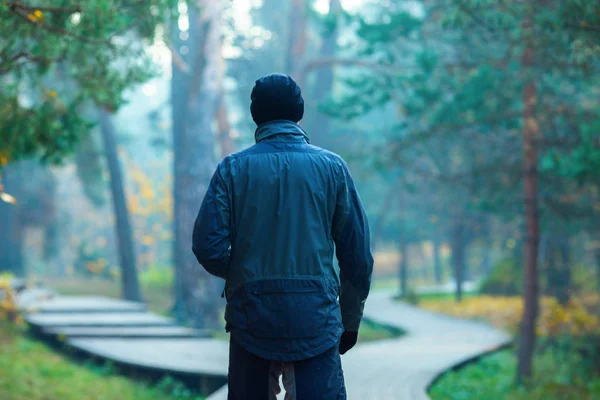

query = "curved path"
[15,282,510,400]
[208,291,511,400]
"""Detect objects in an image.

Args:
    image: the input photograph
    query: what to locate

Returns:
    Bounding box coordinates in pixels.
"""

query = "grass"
[0,323,203,400]
[358,318,405,343]
[424,293,600,399]
[429,348,600,400]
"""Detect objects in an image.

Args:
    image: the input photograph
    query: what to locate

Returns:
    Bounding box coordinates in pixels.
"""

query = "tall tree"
[304,0,342,147]
[518,8,540,382]
[98,109,142,302]
[286,0,307,83]
[172,0,223,328]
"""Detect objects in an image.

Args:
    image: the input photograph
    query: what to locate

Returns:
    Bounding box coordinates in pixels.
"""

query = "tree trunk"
[399,241,408,297]
[517,16,540,382]
[0,164,24,276]
[98,109,142,302]
[304,0,342,146]
[556,236,571,305]
[286,0,307,83]
[596,246,600,296]
[371,185,397,252]
[216,93,234,157]
[171,6,191,319]
[433,238,442,284]
[42,173,58,263]
[398,189,408,297]
[451,219,465,302]
[173,1,224,329]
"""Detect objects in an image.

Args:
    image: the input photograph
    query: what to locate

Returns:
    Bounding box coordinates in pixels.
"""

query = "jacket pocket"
[244,279,333,339]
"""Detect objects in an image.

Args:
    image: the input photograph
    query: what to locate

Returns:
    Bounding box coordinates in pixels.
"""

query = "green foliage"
[0,323,204,400]
[140,266,173,289]
[0,0,178,165]
[480,258,522,296]
[430,347,600,400]
[541,114,600,184]
[400,288,421,305]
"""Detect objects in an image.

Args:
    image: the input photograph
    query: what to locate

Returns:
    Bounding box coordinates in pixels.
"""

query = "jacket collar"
[254,120,310,144]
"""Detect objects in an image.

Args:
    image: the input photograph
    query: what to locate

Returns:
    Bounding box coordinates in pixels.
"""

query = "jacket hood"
[254,120,310,144]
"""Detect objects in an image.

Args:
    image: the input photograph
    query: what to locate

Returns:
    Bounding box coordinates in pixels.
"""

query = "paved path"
[207,291,511,400]
[18,288,510,399]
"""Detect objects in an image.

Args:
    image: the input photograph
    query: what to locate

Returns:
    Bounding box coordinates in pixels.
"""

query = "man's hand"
[339,330,358,355]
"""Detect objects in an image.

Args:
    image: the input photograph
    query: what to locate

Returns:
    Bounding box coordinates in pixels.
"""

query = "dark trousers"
[227,338,346,400]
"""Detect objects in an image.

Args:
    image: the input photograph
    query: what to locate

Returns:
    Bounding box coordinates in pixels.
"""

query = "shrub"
[480,258,522,296]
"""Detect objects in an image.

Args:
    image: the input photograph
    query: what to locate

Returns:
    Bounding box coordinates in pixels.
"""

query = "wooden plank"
[23,296,146,314]
[26,312,174,328]
[16,288,56,309]
[68,338,229,376]
[9,278,27,292]
[43,326,207,339]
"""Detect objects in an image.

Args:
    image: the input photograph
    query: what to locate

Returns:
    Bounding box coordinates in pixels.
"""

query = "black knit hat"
[250,73,304,126]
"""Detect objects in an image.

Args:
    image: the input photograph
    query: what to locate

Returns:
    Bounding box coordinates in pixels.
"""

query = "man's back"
[224,121,343,297]
[192,73,373,399]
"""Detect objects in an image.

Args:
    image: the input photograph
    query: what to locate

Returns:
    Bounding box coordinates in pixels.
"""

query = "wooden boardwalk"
[19,290,510,399]
[20,294,228,392]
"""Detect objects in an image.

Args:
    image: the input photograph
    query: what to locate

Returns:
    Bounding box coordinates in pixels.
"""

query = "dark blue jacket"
[193,120,373,361]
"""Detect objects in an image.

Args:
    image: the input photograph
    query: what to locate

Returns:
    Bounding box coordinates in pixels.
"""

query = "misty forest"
[1,1,600,399]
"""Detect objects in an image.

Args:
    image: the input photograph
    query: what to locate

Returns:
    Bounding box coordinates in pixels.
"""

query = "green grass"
[415,292,478,302]
[358,318,405,343]
[429,349,600,400]
[0,323,203,400]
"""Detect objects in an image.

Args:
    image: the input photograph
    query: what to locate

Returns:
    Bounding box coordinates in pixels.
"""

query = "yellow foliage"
[26,9,44,22]
[421,295,600,337]
[0,275,21,324]
[142,235,155,246]
[109,268,121,280]
[85,260,106,275]
[0,148,11,166]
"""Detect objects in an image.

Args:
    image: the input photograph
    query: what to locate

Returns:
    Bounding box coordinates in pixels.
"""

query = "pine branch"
[11,7,115,46]
[6,1,82,13]
[0,51,62,74]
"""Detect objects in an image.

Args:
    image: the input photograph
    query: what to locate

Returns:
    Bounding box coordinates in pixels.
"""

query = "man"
[193,73,373,399]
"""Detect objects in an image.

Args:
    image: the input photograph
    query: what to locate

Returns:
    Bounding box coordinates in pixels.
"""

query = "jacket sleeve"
[192,165,231,280]
[332,161,374,332]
